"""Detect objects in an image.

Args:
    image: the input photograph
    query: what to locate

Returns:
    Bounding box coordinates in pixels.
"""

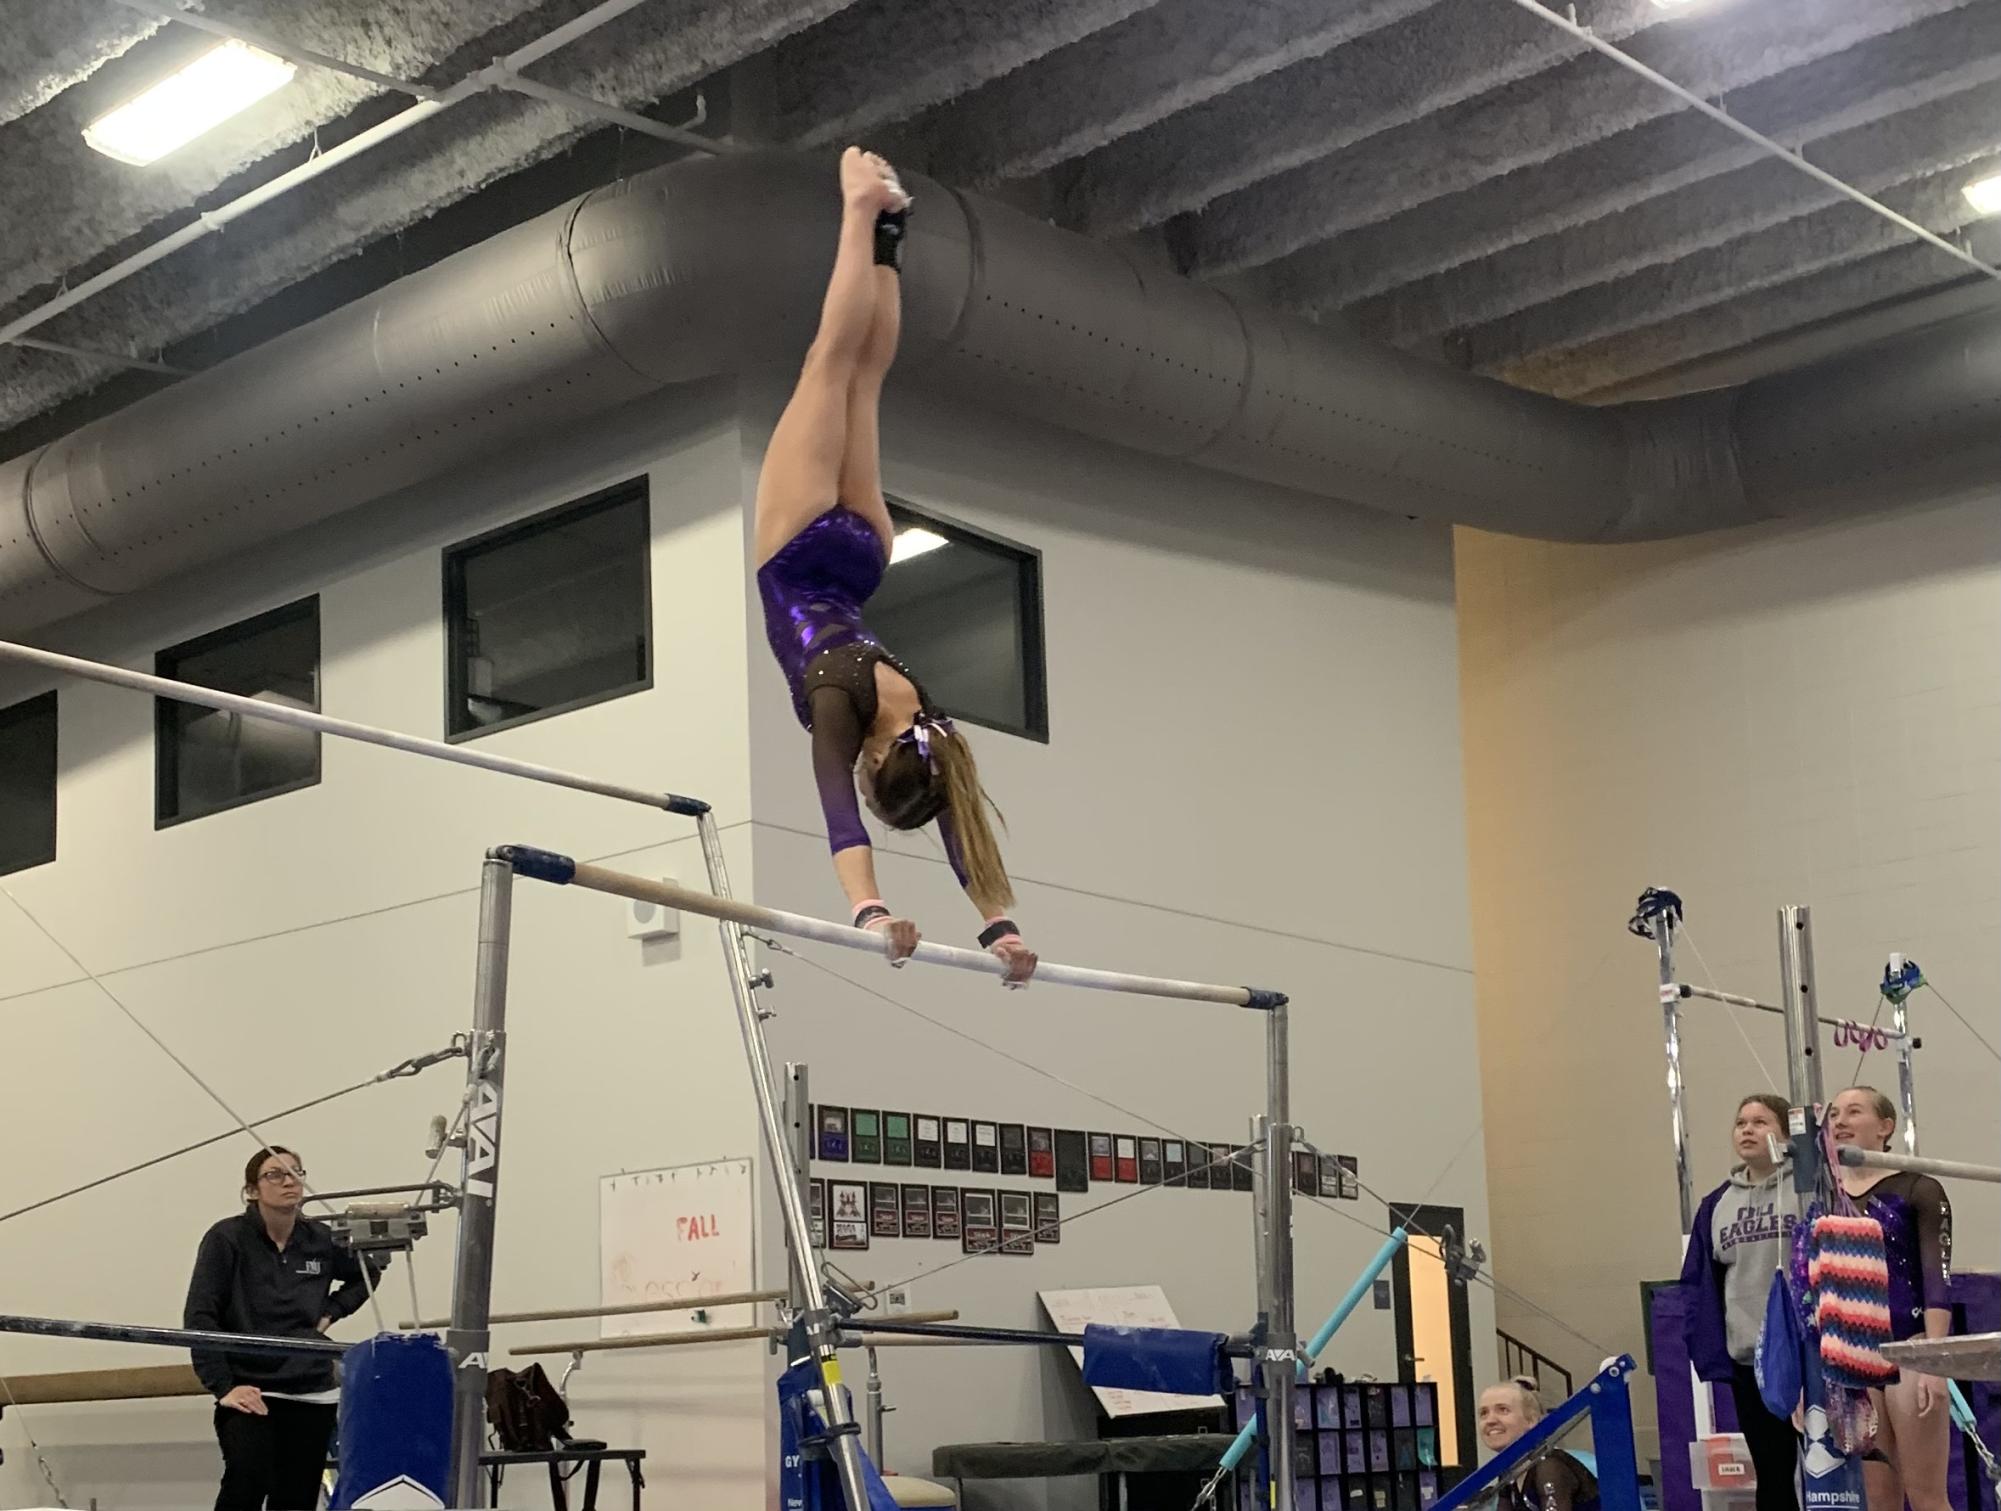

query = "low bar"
[404,1288,788,1331]
[497,847,1286,1009]
[0,1313,346,1358]
[512,1324,772,1357]
[510,1310,967,1359]
[0,640,707,816]
[0,1364,205,1407]
[833,1320,1084,1348]
[1838,1147,2001,1184]
[1882,1334,2001,1381]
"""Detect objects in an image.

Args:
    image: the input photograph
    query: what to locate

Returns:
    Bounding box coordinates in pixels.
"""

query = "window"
[444,481,651,738]
[156,598,321,826]
[871,502,1047,741]
[0,691,58,875]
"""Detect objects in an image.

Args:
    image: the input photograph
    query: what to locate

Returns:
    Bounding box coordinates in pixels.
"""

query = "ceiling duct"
[4,151,1996,634]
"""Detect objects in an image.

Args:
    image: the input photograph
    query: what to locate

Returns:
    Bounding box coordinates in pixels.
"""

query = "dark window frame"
[882,498,1049,744]
[0,689,59,876]
[441,478,654,744]
[154,596,323,830]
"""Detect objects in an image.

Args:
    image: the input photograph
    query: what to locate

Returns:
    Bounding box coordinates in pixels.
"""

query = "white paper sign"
[599,1158,756,1337]
[1038,1284,1225,1417]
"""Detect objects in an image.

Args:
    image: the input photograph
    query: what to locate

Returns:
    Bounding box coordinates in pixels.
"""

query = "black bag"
[484,1363,572,1452]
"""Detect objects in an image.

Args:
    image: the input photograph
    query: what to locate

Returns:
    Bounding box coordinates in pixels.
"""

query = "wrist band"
[854,902,891,931]
[978,918,1020,949]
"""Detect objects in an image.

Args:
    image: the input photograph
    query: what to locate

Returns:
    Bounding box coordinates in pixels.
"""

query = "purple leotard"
[757,507,969,883]
[758,507,889,730]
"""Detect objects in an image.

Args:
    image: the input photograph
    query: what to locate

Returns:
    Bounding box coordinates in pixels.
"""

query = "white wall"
[1455,496,2001,1460]
[744,385,1495,1510]
[0,374,1495,1511]
[0,383,774,1508]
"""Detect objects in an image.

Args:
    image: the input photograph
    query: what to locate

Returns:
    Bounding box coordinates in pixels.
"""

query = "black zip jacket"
[183,1209,381,1396]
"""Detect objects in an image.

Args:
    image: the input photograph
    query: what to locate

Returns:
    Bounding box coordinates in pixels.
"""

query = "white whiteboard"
[599,1158,757,1337]
[1038,1284,1225,1418]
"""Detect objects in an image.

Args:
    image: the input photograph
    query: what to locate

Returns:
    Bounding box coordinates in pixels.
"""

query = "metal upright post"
[695,812,872,1511]
[1887,954,1920,1154]
[1264,1001,1299,1511]
[1249,1114,1274,1499]
[1778,905,1825,1217]
[785,1063,814,1316]
[1653,906,1694,1234]
[864,1345,886,1463]
[448,857,514,1508]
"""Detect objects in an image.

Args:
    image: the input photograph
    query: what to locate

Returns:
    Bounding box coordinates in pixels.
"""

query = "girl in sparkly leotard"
[754,149,1036,986]
[1473,1379,1598,1511]
[1808,1087,1953,1511]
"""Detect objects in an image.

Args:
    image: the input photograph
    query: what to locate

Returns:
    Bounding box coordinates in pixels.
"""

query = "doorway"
[1390,1203,1478,1471]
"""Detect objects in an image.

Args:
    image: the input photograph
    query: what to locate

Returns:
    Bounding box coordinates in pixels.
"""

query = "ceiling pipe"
[4,151,2001,635]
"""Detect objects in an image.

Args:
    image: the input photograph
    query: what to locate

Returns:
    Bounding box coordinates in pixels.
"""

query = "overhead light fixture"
[83,40,297,167]
[890,527,949,564]
[1963,171,2001,218]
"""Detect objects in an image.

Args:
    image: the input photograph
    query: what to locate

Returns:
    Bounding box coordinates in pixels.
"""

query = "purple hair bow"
[906,711,955,770]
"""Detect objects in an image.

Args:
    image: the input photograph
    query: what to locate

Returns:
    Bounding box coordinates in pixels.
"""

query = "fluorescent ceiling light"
[83,41,296,167]
[1963,172,2001,218]
[891,527,949,564]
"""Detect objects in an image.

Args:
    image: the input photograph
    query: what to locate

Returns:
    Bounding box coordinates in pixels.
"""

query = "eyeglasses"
[258,1168,306,1185]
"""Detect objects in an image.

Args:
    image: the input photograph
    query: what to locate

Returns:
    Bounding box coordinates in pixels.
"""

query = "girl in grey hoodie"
[1679,1093,1799,1511]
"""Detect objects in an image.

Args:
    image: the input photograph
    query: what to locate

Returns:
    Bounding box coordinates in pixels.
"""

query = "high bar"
[1672,984,1910,1040]
[0,639,707,817]
[495,845,1288,1010]
[1838,1147,2001,1185]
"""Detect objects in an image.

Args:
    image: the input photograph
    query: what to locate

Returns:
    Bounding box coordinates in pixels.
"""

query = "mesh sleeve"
[936,809,972,890]
[808,686,871,857]
[1913,1174,1953,1311]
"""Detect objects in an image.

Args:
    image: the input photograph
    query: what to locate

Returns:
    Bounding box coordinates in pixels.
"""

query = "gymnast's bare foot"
[842,145,909,215]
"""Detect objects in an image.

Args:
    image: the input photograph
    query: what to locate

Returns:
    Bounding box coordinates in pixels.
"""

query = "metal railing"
[1498,1329,1572,1398]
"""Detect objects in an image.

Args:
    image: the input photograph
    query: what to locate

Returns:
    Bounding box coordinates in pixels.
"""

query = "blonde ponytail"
[933,731,1013,917]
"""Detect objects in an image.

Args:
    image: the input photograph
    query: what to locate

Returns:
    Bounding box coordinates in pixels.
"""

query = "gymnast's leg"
[834,183,904,554]
[753,148,906,567]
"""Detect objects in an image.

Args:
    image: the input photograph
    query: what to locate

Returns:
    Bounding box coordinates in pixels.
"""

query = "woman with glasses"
[183,1146,383,1510]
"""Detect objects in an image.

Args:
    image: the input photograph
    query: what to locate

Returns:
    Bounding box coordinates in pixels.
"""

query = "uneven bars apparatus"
[0,638,1300,1511]
[491,843,1303,1509]
[1632,888,1925,1232]
[1633,889,1922,1445]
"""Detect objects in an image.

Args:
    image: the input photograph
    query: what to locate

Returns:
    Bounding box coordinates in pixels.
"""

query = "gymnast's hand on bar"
[991,935,1038,987]
[865,915,920,965]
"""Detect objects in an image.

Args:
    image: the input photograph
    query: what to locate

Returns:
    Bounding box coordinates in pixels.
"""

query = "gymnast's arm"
[1913,1173,1953,1315]
[810,687,918,957]
[1911,1174,1954,1410]
[939,809,1037,984]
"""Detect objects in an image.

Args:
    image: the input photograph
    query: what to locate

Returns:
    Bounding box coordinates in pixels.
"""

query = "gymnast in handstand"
[755,148,1036,986]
